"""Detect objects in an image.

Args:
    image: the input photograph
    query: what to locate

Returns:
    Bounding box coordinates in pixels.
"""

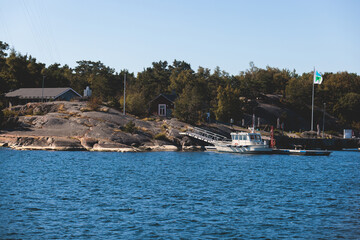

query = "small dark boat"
[275,149,331,156]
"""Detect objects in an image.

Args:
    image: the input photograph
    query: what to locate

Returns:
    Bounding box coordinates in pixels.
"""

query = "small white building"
[84,86,92,97]
[343,129,353,139]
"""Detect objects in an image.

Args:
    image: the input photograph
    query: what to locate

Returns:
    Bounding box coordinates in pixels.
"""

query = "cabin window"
[250,135,255,140]
[158,104,166,116]
[231,135,234,140]
[235,135,239,140]
[256,135,261,141]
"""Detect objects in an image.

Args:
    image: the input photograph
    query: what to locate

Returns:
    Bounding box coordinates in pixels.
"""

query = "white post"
[123,73,126,115]
[311,67,315,131]
[252,114,255,132]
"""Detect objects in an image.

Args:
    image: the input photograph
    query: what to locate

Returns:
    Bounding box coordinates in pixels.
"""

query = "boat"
[214,131,273,154]
[181,127,331,155]
[274,149,331,156]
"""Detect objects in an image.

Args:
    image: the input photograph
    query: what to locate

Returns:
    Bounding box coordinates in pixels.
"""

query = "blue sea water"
[0,149,359,239]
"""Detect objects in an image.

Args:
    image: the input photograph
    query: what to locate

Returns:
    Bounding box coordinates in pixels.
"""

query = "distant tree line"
[1,41,359,130]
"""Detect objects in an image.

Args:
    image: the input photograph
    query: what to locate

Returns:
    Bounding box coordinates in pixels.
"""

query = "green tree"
[0,41,9,58]
[42,63,72,87]
[125,91,148,117]
[319,72,360,116]
[173,84,207,124]
[285,73,313,111]
[168,69,195,94]
[72,60,124,102]
[215,85,243,122]
[333,92,360,126]
[134,61,171,100]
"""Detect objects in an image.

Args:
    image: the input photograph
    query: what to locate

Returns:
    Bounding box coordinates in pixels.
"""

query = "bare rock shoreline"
[0,101,211,152]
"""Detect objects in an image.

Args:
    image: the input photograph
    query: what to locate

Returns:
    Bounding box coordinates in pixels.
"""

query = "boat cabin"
[230,132,264,146]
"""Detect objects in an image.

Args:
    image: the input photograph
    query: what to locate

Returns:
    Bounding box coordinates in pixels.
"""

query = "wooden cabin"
[149,93,177,117]
[5,88,82,107]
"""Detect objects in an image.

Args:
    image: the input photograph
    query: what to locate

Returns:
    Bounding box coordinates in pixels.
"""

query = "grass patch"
[142,117,156,121]
[58,104,66,113]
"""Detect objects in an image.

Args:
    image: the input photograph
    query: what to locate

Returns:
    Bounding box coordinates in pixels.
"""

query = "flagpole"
[311,67,315,131]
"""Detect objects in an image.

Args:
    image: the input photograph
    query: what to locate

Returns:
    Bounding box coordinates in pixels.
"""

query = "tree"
[2,51,44,91]
[134,61,171,100]
[173,84,207,124]
[42,63,72,87]
[333,92,360,126]
[72,60,122,101]
[285,73,313,111]
[0,41,9,58]
[214,85,243,122]
[125,91,148,117]
[168,69,195,94]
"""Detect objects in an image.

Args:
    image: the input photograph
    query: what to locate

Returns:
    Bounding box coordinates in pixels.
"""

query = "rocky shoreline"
[0,101,215,152]
[0,135,205,152]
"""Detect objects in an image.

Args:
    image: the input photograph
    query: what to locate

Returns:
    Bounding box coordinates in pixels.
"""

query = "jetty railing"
[180,127,230,144]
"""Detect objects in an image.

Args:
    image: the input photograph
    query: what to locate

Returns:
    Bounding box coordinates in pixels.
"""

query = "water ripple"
[0,149,359,239]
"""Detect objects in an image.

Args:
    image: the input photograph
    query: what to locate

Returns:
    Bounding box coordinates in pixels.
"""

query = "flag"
[313,70,323,84]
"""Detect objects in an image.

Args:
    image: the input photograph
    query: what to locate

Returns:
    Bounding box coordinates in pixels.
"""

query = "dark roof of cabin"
[151,93,177,103]
[5,88,82,99]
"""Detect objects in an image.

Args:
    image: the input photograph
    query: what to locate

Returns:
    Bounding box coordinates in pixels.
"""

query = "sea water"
[0,149,359,239]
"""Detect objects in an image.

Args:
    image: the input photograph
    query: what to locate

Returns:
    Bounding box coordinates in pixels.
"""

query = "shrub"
[154,132,169,141]
[122,121,136,134]
[123,92,148,117]
[87,97,102,111]
[0,109,3,127]
[3,109,18,118]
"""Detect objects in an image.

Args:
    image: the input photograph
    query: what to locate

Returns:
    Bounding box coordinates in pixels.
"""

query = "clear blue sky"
[0,0,359,75]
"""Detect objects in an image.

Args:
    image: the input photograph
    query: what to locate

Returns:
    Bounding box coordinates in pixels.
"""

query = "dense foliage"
[1,41,359,130]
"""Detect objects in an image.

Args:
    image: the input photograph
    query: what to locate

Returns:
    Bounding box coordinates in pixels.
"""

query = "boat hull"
[275,149,331,156]
[215,144,273,154]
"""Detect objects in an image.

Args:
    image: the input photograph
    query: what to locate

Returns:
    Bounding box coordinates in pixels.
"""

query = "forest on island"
[1,41,360,131]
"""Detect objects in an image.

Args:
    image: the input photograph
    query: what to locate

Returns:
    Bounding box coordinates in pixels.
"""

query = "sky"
[0,0,359,75]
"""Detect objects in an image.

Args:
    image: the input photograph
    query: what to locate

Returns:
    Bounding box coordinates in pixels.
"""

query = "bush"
[1,109,19,129]
[122,121,136,134]
[123,92,148,117]
[87,97,102,111]
[3,109,18,118]
[154,132,169,141]
[0,109,3,127]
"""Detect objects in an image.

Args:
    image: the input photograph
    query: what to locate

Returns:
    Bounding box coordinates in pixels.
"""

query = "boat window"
[235,135,239,140]
[250,135,255,140]
[256,135,261,141]
[231,135,234,140]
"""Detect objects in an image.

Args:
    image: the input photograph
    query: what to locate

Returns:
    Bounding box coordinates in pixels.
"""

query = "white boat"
[214,131,273,154]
